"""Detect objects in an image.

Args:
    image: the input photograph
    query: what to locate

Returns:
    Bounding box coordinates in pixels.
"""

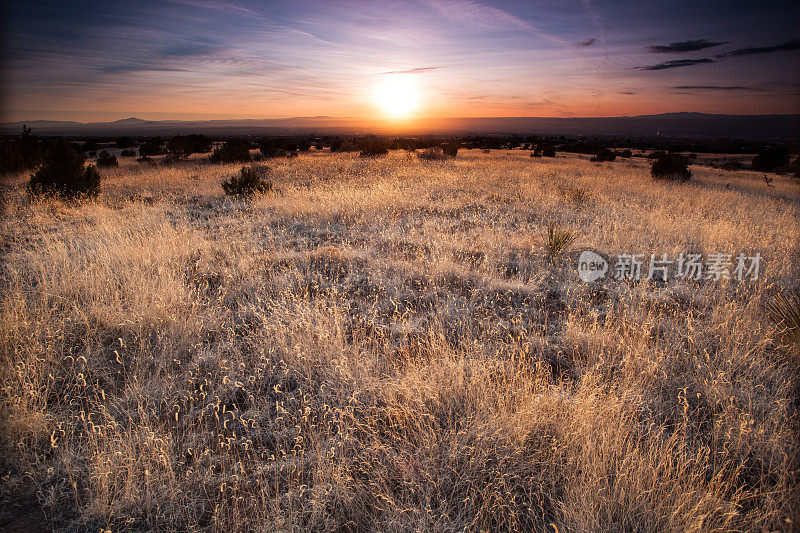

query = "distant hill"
[2,113,798,140]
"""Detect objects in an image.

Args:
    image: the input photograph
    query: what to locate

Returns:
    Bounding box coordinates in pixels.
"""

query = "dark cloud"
[578,37,596,46]
[637,58,715,70]
[379,66,441,75]
[717,39,800,57]
[619,91,635,95]
[97,64,187,73]
[672,85,763,91]
[648,39,728,53]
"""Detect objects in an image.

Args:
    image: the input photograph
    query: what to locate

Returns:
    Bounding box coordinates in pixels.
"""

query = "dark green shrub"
[258,138,284,158]
[358,136,389,157]
[442,143,459,158]
[418,147,448,160]
[752,147,789,173]
[139,139,164,156]
[222,166,272,196]
[590,148,616,162]
[27,139,101,199]
[167,134,212,159]
[120,149,136,157]
[210,139,252,163]
[541,146,556,157]
[116,136,135,149]
[0,125,45,173]
[96,150,118,168]
[651,152,691,182]
[619,149,632,158]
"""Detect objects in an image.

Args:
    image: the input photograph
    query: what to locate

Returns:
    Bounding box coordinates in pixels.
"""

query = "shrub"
[651,152,691,182]
[358,137,389,157]
[27,139,101,199]
[530,150,541,158]
[441,143,459,158]
[116,136,135,149]
[752,147,789,173]
[619,149,632,158]
[542,223,578,259]
[590,148,616,162]
[541,146,556,157]
[0,125,45,173]
[766,288,800,353]
[418,147,449,160]
[120,149,136,157]
[139,138,164,156]
[96,150,118,168]
[167,134,212,160]
[136,156,155,165]
[258,138,284,158]
[210,139,252,163]
[221,166,272,196]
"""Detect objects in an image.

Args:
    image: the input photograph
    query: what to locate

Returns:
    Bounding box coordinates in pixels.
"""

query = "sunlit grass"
[0,150,798,531]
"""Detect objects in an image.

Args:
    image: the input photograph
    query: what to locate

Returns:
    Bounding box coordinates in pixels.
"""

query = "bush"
[441,143,459,158]
[116,136,135,149]
[139,139,164,156]
[0,125,45,173]
[619,149,632,158]
[358,137,389,157]
[590,148,616,162]
[222,166,272,196]
[258,138,285,158]
[27,139,101,199]
[96,150,118,168]
[136,156,155,165]
[752,147,789,173]
[651,152,691,182]
[210,139,252,163]
[542,223,578,259]
[167,134,212,160]
[418,147,449,160]
[541,146,556,157]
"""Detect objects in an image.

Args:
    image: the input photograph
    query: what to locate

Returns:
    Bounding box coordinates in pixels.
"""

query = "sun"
[376,76,419,117]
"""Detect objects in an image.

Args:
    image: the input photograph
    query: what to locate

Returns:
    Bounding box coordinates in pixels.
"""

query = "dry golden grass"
[1,150,799,531]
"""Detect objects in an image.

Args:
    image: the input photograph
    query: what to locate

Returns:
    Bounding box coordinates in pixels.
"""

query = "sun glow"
[376,76,419,117]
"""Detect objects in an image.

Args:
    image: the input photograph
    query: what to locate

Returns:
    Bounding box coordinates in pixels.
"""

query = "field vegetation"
[1,149,799,531]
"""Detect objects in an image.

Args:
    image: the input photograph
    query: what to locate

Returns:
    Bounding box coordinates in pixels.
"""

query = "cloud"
[96,64,187,73]
[619,91,635,95]
[637,58,715,70]
[648,39,728,53]
[671,85,763,91]
[378,66,442,75]
[578,38,596,47]
[717,39,800,57]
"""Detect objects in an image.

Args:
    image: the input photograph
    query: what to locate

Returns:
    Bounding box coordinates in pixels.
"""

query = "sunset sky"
[2,0,799,122]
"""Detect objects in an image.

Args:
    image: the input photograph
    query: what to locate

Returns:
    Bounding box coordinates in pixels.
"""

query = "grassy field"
[1,150,798,531]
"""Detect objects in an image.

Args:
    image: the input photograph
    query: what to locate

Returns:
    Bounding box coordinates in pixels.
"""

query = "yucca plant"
[767,288,800,350]
[542,223,578,259]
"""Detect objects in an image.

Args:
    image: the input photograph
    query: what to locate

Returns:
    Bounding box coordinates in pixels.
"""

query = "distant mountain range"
[2,113,798,140]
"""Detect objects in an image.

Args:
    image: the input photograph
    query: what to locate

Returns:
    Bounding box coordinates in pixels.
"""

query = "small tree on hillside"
[651,152,691,182]
[222,166,272,196]
[96,150,118,168]
[27,139,101,199]
[590,148,616,162]
[210,139,252,163]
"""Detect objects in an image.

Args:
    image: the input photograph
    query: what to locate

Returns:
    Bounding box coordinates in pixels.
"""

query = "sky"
[1,0,799,122]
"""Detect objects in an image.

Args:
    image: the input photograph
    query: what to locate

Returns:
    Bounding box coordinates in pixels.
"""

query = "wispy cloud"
[637,58,715,70]
[648,39,728,53]
[578,38,596,47]
[97,64,187,73]
[672,85,763,91]
[378,66,442,75]
[716,39,800,57]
